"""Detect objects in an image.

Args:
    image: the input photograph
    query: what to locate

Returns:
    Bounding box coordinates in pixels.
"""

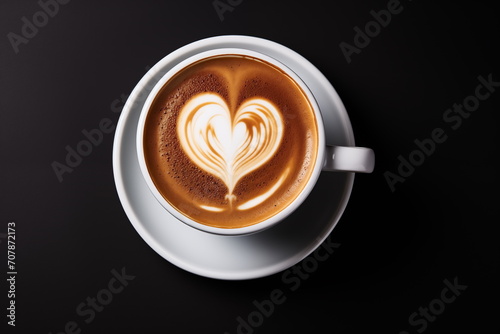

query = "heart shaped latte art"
[177,93,284,202]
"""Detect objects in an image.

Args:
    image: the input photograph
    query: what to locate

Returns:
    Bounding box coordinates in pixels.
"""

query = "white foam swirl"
[177,93,284,202]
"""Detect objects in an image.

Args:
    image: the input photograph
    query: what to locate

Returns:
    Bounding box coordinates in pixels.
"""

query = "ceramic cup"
[137,48,374,236]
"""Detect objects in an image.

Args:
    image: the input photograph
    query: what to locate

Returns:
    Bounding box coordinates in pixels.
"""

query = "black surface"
[1,1,498,333]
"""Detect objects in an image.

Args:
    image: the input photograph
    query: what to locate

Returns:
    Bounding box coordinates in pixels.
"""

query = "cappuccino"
[143,55,319,228]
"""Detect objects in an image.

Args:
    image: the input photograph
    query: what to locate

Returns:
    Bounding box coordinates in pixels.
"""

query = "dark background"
[1,0,498,333]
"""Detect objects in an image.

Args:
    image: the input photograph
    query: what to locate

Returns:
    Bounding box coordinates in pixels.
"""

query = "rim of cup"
[136,48,326,235]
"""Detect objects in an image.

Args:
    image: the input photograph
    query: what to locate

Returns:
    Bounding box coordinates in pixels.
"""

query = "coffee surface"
[143,55,318,228]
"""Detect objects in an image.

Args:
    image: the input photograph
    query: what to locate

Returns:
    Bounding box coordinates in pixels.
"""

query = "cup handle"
[323,145,375,173]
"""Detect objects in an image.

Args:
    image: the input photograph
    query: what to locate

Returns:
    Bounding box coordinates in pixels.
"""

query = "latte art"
[143,55,318,228]
[177,93,284,207]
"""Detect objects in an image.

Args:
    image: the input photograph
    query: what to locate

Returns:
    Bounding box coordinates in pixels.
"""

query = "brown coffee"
[143,54,318,228]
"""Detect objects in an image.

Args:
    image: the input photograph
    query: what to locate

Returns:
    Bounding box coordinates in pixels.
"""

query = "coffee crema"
[143,55,318,228]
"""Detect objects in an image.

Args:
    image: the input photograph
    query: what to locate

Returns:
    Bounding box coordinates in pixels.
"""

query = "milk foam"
[177,93,283,209]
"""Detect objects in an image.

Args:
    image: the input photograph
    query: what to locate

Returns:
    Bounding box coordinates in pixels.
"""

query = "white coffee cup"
[137,48,374,236]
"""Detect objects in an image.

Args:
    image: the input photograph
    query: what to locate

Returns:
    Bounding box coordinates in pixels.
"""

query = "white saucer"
[112,35,355,280]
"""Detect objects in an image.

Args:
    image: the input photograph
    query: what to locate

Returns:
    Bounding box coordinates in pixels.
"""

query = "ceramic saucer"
[112,35,355,280]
